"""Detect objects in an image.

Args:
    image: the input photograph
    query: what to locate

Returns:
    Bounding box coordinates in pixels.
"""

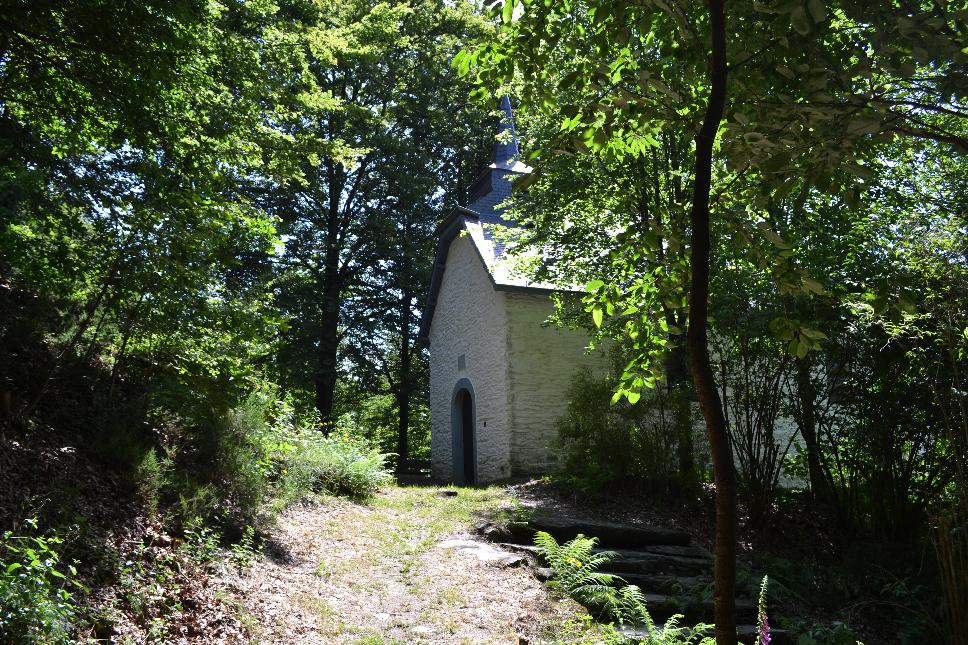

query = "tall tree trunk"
[316,167,342,427]
[685,1,735,642]
[794,356,831,501]
[396,289,413,468]
[316,271,340,427]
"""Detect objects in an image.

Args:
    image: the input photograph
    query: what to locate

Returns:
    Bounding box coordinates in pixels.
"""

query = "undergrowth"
[534,531,714,645]
[0,519,85,644]
[1,383,394,642]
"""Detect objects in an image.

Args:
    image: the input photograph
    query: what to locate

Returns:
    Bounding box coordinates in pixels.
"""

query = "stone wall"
[428,234,512,482]
[504,293,607,477]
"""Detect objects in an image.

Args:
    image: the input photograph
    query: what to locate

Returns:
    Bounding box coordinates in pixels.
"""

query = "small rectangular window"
[457,354,466,371]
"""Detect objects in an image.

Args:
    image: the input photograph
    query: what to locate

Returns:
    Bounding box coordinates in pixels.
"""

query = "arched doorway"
[451,379,476,485]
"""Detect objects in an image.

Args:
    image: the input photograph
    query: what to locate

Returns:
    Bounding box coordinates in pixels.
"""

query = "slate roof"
[418,98,579,345]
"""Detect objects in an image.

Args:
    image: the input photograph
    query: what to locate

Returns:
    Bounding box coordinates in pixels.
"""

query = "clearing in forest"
[222,485,586,644]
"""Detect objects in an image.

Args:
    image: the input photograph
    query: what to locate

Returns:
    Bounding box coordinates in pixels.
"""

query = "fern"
[533,531,715,645]
[535,531,621,612]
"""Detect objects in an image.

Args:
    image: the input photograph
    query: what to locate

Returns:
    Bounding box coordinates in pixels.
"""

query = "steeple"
[494,95,521,170]
[468,96,531,211]
[465,96,532,259]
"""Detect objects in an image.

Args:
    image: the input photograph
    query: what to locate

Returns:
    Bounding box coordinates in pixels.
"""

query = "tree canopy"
[0,0,966,642]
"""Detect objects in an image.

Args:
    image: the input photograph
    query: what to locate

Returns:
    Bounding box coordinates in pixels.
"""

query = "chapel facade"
[418,98,606,484]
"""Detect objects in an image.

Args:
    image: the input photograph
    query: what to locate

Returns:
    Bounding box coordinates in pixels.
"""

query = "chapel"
[418,98,605,484]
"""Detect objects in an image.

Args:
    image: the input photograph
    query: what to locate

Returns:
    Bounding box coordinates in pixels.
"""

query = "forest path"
[224,485,583,644]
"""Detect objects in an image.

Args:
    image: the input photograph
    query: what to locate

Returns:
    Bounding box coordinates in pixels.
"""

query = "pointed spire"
[494,95,520,169]
[491,95,531,174]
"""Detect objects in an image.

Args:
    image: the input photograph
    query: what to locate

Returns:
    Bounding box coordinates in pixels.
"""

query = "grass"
[293,593,347,638]
[237,483,602,643]
[366,485,508,575]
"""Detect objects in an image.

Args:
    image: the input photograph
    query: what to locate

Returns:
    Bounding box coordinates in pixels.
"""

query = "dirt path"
[221,485,586,644]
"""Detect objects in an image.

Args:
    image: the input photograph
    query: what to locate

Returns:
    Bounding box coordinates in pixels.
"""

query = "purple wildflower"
[758,615,771,645]
[756,575,771,645]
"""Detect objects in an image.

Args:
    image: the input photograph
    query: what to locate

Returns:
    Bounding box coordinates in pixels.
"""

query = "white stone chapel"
[418,98,605,484]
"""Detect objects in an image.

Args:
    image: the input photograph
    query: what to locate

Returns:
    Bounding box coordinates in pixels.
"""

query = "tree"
[0,0,299,419]
[461,0,967,639]
[262,0,489,431]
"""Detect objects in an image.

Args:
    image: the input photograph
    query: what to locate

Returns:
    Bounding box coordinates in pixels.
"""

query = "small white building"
[418,99,605,484]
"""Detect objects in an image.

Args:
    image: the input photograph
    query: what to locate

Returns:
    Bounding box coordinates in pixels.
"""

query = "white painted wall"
[428,233,512,482]
[504,293,608,477]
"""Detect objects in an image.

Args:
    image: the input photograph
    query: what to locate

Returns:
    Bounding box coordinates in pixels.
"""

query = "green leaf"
[807,0,826,23]
[502,0,515,24]
[761,226,793,250]
[802,277,825,294]
[586,279,605,292]
[592,307,603,327]
[800,327,827,340]
[627,390,641,404]
[791,7,810,35]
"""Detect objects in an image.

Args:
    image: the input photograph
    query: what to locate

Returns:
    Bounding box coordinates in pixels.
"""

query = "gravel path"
[219,486,585,644]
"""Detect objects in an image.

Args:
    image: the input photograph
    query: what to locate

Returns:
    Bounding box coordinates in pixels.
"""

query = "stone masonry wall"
[504,293,607,477]
[428,234,512,483]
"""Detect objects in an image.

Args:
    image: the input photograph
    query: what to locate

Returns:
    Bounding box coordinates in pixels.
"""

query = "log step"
[603,572,712,594]
[617,624,793,645]
[504,513,692,549]
[501,542,712,578]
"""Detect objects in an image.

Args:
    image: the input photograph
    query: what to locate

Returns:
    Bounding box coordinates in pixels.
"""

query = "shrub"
[229,525,259,572]
[557,371,700,493]
[147,381,395,525]
[282,431,394,501]
[0,519,85,644]
[180,516,222,564]
[161,383,287,531]
[134,448,165,517]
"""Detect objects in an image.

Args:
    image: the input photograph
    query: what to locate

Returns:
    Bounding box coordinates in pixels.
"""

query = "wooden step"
[501,543,711,577]
[595,547,711,577]
[504,513,692,549]
[603,572,712,594]
[581,591,756,625]
[636,593,757,624]
[618,623,793,645]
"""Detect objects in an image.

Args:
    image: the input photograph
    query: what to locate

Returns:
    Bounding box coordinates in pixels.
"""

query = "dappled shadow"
[261,535,295,566]
[394,472,434,487]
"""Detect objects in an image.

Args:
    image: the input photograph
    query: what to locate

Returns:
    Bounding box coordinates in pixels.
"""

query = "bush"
[282,431,394,501]
[0,519,85,644]
[131,381,394,528]
[134,448,165,517]
[557,371,701,492]
[161,383,288,531]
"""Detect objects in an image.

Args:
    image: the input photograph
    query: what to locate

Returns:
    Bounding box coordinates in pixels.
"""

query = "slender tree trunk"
[794,356,831,500]
[316,167,342,427]
[396,289,413,468]
[316,270,340,427]
[685,1,735,642]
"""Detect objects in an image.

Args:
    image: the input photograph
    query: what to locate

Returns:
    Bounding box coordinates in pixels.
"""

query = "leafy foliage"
[0,520,85,644]
[534,530,625,620]
[556,370,701,492]
[282,430,395,501]
[534,531,714,644]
